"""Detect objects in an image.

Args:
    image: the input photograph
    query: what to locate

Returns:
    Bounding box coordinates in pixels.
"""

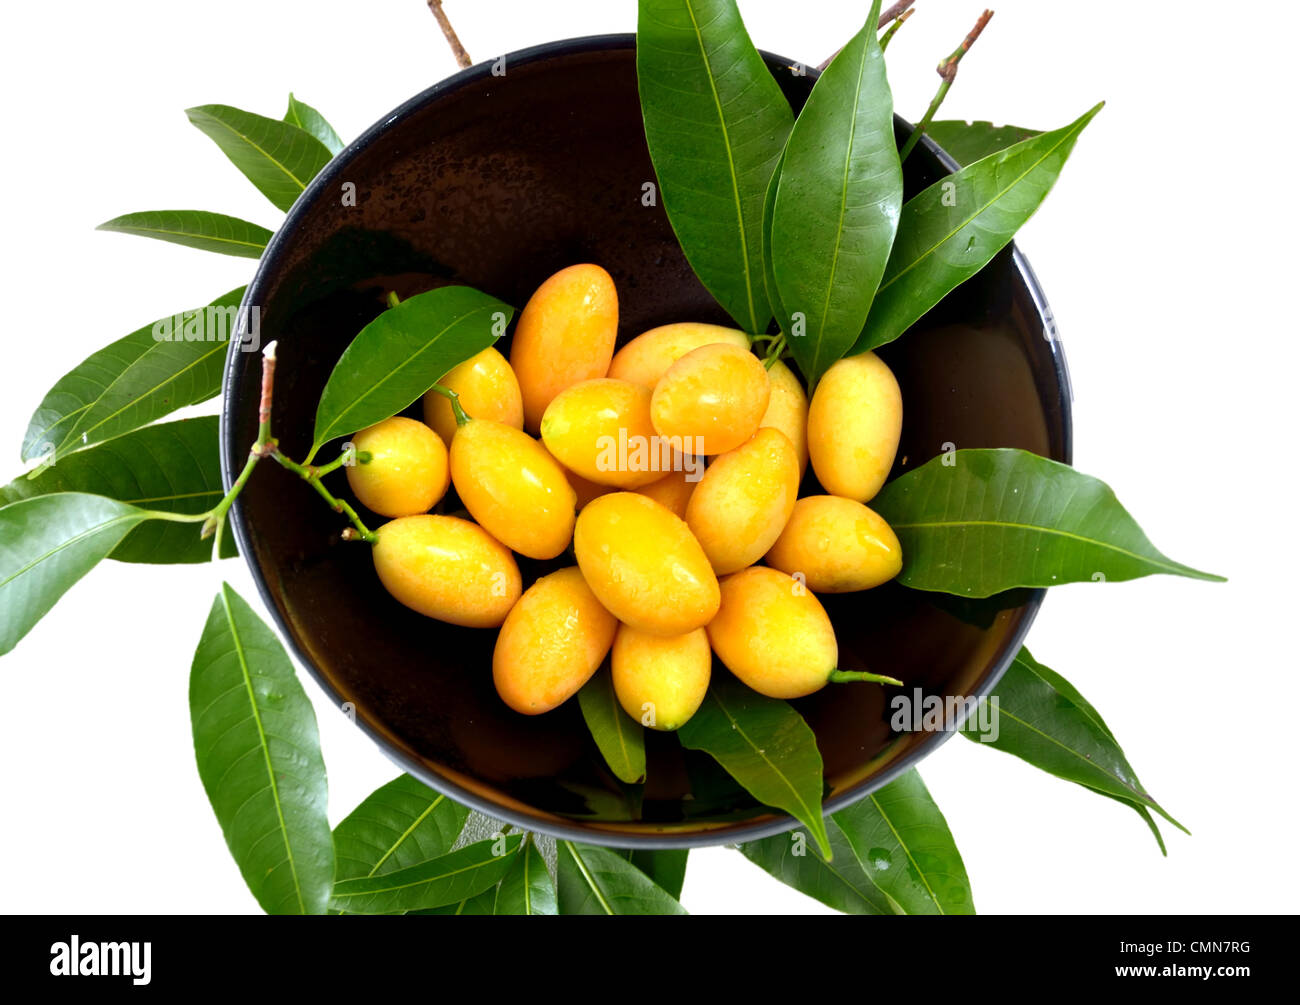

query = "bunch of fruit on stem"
[350,263,905,731]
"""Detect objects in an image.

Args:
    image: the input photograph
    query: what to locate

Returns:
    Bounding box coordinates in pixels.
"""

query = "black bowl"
[221,34,1071,848]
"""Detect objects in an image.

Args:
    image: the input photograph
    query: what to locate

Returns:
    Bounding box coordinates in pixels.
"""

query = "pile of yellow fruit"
[346,264,905,731]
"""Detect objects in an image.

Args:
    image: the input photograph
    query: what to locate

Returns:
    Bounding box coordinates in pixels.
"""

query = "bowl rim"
[221,32,1075,850]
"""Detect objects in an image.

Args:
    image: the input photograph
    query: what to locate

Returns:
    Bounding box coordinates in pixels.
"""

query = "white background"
[0,0,1294,915]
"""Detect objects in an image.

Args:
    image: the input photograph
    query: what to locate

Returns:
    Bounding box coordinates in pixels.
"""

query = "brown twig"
[817,1,915,71]
[427,0,472,68]
[899,9,995,161]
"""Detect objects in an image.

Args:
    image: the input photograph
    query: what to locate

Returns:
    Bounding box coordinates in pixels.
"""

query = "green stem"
[272,451,378,543]
[425,383,471,425]
[899,8,994,163]
[829,669,905,687]
[763,333,787,370]
[387,290,402,309]
[313,444,361,477]
[879,6,913,51]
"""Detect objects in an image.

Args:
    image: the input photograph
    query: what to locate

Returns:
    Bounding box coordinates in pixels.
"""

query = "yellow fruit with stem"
[345,416,449,518]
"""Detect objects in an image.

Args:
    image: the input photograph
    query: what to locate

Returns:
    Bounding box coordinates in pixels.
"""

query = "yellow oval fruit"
[760,359,809,476]
[422,346,523,445]
[574,492,720,636]
[493,567,617,715]
[766,495,903,592]
[372,514,521,628]
[510,264,618,431]
[449,418,576,559]
[611,625,711,731]
[685,428,800,575]
[807,352,902,502]
[540,378,665,488]
[345,416,449,518]
[707,567,839,699]
[608,322,750,389]
[651,342,770,456]
[634,467,698,519]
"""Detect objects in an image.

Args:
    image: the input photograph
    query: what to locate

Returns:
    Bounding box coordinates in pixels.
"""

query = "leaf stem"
[829,669,905,687]
[879,7,914,51]
[425,383,471,425]
[899,9,995,162]
[426,0,472,68]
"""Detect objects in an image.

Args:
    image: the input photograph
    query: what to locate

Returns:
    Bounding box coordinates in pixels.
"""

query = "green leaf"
[190,583,333,914]
[496,836,558,915]
[284,93,344,155]
[95,210,272,259]
[578,667,646,785]
[677,674,831,858]
[831,769,974,915]
[740,823,894,914]
[963,648,1186,852]
[332,774,470,881]
[0,493,147,656]
[872,448,1224,597]
[310,286,513,458]
[923,120,1042,167]
[186,104,332,212]
[330,835,522,914]
[21,287,248,464]
[415,888,499,915]
[760,147,788,329]
[622,848,689,900]
[0,417,231,564]
[557,841,687,915]
[854,104,1101,354]
[770,0,902,382]
[637,0,794,333]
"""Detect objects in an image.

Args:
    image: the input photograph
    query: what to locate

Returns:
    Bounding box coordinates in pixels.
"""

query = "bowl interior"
[223,36,1070,846]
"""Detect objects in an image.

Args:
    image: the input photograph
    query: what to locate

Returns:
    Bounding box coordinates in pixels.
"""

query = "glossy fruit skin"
[449,419,576,559]
[707,566,837,699]
[422,346,523,444]
[611,625,710,731]
[345,416,450,518]
[493,567,617,715]
[685,428,800,575]
[807,352,902,503]
[574,492,720,636]
[373,514,521,628]
[634,466,699,519]
[651,342,771,456]
[766,495,903,592]
[608,322,750,389]
[510,263,618,431]
[760,359,809,476]
[540,378,665,488]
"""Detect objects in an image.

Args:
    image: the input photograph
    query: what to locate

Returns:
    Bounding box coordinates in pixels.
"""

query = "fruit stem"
[387,291,402,309]
[763,333,787,370]
[271,450,378,544]
[829,669,905,687]
[426,383,471,426]
[899,9,995,162]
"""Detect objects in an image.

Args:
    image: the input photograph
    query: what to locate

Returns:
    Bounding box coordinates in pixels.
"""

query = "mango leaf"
[761,146,788,327]
[332,774,470,881]
[637,0,794,333]
[416,889,499,916]
[622,848,688,900]
[923,120,1042,167]
[190,583,333,914]
[872,448,1224,597]
[284,93,344,155]
[310,286,512,459]
[21,287,247,464]
[740,822,894,914]
[0,493,147,656]
[770,0,902,382]
[495,836,558,915]
[832,769,974,915]
[557,841,687,915]
[330,835,522,914]
[677,674,831,858]
[186,104,332,212]
[95,210,272,259]
[578,667,646,785]
[854,104,1102,353]
[963,648,1186,853]
[0,417,231,564]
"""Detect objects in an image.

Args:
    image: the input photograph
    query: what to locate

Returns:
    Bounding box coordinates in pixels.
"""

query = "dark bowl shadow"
[221,34,1071,848]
